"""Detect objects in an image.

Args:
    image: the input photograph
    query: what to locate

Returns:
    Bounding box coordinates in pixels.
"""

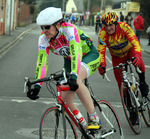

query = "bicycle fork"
[126,81,141,108]
[122,70,141,108]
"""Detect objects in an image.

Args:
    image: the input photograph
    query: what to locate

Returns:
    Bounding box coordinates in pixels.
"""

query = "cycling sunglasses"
[41,25,51,31]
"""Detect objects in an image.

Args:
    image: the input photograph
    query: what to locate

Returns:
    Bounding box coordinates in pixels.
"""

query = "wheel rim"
[121,84,142,134]
[142,97,150,127]
[39,107,77,139]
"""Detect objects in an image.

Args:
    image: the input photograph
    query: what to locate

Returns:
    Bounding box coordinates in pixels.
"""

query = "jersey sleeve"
[122,23,141,55]
[62,23,84,77]
[69,38,82,78]
[35,34,49,86]
[98,30,107,66]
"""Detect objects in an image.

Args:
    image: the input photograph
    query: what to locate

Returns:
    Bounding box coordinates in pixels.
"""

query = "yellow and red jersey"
[98,22,141,65]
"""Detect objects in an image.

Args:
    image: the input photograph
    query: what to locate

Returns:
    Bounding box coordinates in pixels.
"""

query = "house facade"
[0,0,33,35]
[66,0,84,14]
[102,1,140,19]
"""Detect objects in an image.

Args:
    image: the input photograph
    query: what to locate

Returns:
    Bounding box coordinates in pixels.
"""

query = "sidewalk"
[0,24,150,55]
[140,38,150,55]
[0,23,38,54]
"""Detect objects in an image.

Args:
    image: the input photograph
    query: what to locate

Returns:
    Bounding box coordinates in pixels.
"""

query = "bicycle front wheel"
[120,83,142,134]
[142,97,150,127]
[94,100,124,139]
[39,106,78,139]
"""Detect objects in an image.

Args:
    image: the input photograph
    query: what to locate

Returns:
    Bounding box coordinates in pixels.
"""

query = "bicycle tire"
[120,83,142,134]
[94,100,124,139]
[39,106,78,139]
[142,97,150,127]
[96,27,100,35]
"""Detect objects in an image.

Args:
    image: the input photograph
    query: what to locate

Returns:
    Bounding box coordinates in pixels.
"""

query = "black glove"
[27,85,41,100]
[68,75,79,91]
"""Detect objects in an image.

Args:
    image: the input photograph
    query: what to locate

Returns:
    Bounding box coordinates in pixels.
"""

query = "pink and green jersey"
[35,22,95,86]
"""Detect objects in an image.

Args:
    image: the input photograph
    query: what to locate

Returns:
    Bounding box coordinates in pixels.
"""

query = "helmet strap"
[51,24,59,39]
[51,20,63,39]
[115,22,118,32]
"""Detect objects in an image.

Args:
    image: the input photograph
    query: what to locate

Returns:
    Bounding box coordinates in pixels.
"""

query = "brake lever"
[103,73,110,82]
[24,77,29,93]
[131,57,142,73]
[136,67,142,73]
[24,77,32,93]
[63,68,67,83]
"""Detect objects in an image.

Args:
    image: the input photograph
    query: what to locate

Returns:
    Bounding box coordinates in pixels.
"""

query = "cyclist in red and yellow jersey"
[98,12,149,97]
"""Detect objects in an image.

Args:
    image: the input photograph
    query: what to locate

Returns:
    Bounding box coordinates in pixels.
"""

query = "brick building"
[17,1,32,27]
[0,0,5,34]
[0,0,34,35]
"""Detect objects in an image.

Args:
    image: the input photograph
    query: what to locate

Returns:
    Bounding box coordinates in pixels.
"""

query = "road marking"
[145,65,150,68]
[106,55,112,64]
[0,96,122,107]
[16,128,39,139]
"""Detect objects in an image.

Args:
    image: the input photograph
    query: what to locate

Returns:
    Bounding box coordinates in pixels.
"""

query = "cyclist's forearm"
[70,41,82,76]
[35,52,48,86]
[98,44,106,64]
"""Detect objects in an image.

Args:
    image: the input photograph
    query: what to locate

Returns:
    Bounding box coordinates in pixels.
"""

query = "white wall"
[5,0,14,34]
[66,0,77,13]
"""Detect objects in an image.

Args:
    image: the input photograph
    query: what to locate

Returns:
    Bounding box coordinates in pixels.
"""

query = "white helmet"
[36,7,62,25]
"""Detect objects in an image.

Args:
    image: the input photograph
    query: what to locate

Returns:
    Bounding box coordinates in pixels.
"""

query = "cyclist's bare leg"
[61,65,95,114]
[76,65,95,114]
[61,90,78,110]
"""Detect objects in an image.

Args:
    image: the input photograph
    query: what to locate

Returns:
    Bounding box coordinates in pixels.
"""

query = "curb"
[141,49,150,55]
[0,25,38,55]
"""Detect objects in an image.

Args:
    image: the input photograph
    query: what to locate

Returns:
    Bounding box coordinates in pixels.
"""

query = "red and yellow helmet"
[102,12,118,25]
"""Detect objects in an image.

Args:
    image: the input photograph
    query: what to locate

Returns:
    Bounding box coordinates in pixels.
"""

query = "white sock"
[89,112,99,121]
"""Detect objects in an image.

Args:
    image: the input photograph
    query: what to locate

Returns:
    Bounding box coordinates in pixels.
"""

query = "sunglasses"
[41,25,51,31]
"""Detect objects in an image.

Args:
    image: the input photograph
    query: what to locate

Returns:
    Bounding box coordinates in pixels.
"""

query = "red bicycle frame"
[56,84,81,128]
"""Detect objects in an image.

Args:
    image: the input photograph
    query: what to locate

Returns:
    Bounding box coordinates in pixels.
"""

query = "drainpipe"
[9,0,12,35]
[86,0,90,25]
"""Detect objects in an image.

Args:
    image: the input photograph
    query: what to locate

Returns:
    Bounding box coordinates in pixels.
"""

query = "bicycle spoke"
[39,106,77,139]
[94,100,124,139]
[142,97,150,127]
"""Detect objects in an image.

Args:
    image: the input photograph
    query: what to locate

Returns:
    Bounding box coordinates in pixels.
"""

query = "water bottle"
[73,110,87,127]
[131,84,135,92]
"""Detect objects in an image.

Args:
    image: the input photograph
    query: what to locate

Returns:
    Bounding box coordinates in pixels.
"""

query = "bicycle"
[24,68,124,139]
[95,22,101,35]
[113,59,150,134]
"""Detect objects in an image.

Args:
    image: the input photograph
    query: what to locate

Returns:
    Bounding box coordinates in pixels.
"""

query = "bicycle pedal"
[81,130,95,139]
[138,107,145,112]
[87,129,102,139]
[86,132,95,139]
[81,134,94,139]
[101,128,108,135]
[88,129,99,134]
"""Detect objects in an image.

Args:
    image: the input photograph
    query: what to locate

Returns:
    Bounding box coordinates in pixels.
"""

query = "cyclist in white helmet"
[27,7,101,130]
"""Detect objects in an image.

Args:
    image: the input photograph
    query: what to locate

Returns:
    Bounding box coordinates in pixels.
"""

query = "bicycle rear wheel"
[94,100,124,139]
[120,83,142,134]
[39,106,78,139]
[142,97,150,127]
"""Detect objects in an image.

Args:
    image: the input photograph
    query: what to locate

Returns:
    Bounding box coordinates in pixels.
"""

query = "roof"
[112,0,126,3]
[73,0,84,12]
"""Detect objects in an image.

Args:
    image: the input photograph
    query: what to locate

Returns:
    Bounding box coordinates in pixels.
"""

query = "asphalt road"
[0,26,150,139]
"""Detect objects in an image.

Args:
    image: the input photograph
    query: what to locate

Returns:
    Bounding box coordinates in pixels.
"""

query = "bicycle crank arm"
[95,128,116,139]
